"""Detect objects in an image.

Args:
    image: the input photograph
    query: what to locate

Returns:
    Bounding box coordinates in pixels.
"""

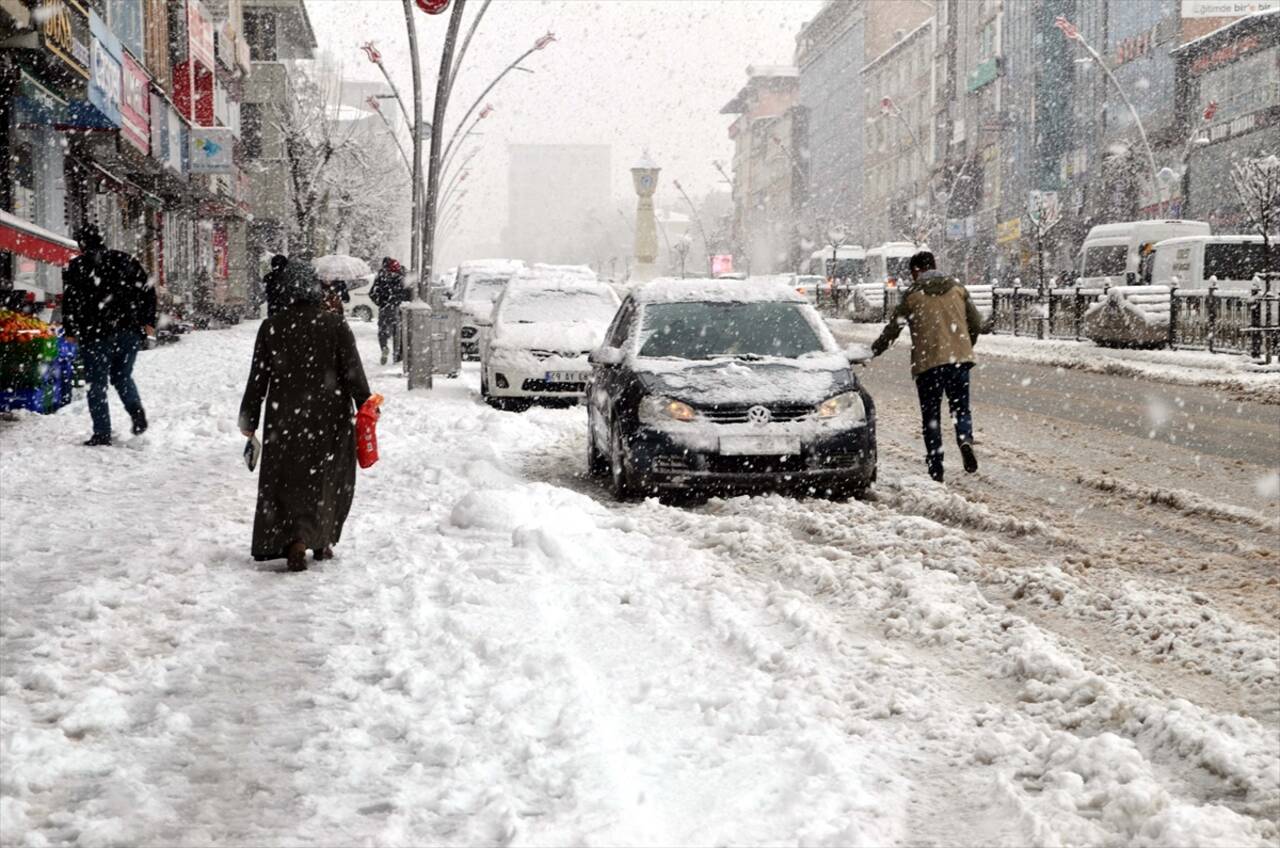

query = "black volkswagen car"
[586,279,876,500]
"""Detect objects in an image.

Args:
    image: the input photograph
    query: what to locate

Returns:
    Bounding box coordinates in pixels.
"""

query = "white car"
[481,277,621,410]
[451,259,525,359]
[345,274,377,322]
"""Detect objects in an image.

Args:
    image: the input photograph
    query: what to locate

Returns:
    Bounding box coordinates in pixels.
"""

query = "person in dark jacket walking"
[369,257,407,364]
[261,254,289,317]
[62,224,156,446]
[238,260,372,572]
[871,251,983,483]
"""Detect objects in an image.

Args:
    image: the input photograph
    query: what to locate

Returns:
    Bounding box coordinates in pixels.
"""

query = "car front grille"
[529,349,589,361]
[521,379,586,393]
[700,402,813,424]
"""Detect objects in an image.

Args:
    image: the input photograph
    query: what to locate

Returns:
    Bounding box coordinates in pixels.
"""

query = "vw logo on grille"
[747,405,772,425]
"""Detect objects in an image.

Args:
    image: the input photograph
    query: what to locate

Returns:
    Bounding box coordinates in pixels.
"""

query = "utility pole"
[421,0,468,292]
[397,4,425,281]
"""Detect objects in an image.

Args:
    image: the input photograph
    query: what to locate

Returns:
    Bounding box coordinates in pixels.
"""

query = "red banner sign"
[187,0,215,70]
[120,52,150,154]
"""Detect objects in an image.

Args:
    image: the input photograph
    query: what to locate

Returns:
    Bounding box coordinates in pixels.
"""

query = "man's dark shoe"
[928,466,944,483]
[960,442,978,474]
[314,545,334,561]
[380,348,389,365]
[286,541,309,572]
[84,433,112,447]
[131,410,148,436]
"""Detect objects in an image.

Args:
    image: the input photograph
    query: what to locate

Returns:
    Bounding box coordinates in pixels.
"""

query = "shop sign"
[1113,24,1158,67]
[966,56,1000,93]
[1191,34,1263,75]
[87,10,123,127]
[1181,0,1279,18]
[150,92,186,174]
[187,0,216,70]
[996,217,1022,244]
[120,53,151,155]
[13,72,69,126]
[711,254,734,276]
[1205,107,1274,143]
[214,79,230,127]
[189,127,234,174]
[217,20,237,69]
[38,0,91,79]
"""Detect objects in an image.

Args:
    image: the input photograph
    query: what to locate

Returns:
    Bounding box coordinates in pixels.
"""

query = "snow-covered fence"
[1170,281,1278,355]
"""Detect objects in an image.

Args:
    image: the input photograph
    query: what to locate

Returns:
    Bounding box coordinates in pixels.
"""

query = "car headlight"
[638,395,698,424]
[816,391,866,422]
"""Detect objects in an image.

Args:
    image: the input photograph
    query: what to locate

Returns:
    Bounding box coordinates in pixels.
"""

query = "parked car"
[586,278,876,501]
[482,276,620,410]
[451,259,525,359]
[345,274,377,322]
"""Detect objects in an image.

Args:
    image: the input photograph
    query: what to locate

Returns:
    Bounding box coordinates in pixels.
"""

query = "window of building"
[243,10,277,62]
[241,103,263,158]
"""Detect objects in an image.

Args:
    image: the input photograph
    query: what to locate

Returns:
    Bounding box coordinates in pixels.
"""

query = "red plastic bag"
[356,394,384,469]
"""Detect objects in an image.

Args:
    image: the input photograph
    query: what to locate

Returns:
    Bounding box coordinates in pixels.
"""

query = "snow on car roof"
[505,272,616,296]
[632,277,808,305]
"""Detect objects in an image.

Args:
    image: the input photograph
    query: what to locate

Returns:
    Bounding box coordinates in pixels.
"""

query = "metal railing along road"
[843,276,1280,362]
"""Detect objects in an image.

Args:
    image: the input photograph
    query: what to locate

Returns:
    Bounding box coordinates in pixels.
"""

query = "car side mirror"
[589,346,625,366]
[844,343,873,365]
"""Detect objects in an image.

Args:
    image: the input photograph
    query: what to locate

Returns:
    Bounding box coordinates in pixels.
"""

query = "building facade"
[503,144,611,265]
[721,65,802,274]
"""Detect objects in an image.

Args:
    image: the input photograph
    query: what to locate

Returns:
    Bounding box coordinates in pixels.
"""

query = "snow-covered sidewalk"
[831,319,1280,404]
[1,322,1276,846]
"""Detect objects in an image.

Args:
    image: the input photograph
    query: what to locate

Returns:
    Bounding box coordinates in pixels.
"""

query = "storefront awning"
[0,210,79,267]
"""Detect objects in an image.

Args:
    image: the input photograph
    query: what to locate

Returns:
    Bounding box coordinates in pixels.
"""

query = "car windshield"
[501,289,617,324]
[463,276,509,302]
[1083,245,1128,277]
[636,301,826,360]
[1205,242,1271,280]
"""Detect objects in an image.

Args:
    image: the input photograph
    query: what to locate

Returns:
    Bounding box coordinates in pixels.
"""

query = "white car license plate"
[719,435,801,456]
[545,371,589,383]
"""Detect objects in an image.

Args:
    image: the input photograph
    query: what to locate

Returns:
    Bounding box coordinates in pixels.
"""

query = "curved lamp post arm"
[1055,16,1159,187]
[446,0,493,101]
[672,179,711,258]
[440,33,555,171]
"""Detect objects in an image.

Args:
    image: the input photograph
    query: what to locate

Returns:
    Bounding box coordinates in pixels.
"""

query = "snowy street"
[2,321,1277,846]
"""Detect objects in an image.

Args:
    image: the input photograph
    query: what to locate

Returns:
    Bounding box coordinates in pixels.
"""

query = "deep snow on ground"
[1,321,1277,847]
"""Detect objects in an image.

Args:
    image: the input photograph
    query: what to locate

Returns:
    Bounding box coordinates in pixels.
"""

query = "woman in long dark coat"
[238,264,371,571]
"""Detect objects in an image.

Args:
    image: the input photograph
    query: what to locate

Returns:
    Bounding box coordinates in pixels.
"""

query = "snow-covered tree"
[1231,154,1280,272]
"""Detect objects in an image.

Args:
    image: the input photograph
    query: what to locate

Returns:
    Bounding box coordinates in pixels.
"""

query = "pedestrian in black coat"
[238,261,371,572]
[369,257,407,364]
[62,224,156,446]
[262,255,290,318]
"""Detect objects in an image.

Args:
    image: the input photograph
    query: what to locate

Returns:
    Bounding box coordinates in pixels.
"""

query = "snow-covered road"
[2,321,1277,847]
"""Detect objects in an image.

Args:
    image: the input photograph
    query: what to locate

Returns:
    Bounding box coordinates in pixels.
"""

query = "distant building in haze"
[503,144,611,265]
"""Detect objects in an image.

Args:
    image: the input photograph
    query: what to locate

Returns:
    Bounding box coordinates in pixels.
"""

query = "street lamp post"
[1055,16,1160,199]
[420,0,468,293]
[365,95,412,174]
[671,179,711,274]
[825,225,847,310]
[365,29,424,275]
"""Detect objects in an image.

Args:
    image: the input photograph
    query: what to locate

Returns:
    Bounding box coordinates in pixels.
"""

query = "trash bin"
[400,301,433,390]
[427,287,462,379]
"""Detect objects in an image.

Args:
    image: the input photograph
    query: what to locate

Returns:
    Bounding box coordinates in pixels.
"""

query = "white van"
[806,245,868,282]
[1148,234,1276,292]
[1079,220,1210,288]
[866,242,925,288]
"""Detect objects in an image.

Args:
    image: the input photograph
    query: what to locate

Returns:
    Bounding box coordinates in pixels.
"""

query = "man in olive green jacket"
[871,251,982,482]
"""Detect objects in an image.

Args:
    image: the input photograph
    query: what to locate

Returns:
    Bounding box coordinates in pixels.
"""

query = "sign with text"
[121,52,151,154]
[150,93,186,174]
[38,0,90,79]
[87,10,122,127]
[711,254,734,276]
[189,126,234,174]
[187,0,216,69]
[1181,0,1279,17]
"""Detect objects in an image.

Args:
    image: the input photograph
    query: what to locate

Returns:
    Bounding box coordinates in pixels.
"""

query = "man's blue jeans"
[914,362,973,478]
[81,331,143,436]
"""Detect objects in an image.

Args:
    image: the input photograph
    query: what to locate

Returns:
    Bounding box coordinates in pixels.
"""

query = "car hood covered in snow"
[637,356,854,406]
[491,322,607,353]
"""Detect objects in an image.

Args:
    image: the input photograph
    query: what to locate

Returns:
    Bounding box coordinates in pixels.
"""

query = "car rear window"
[637,301,825,360]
